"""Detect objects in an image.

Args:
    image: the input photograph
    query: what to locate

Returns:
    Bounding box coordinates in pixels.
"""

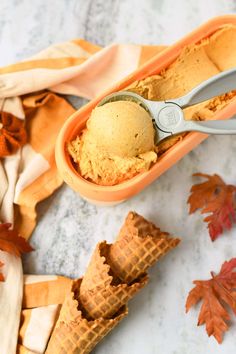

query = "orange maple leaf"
[0,111,27,157]
[0,223,33,282]
[186,258,236,343]
[188,173,236,241]
[0,223,33,257]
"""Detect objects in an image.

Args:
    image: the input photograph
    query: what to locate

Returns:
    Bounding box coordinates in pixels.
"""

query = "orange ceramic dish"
[55,15,236,204]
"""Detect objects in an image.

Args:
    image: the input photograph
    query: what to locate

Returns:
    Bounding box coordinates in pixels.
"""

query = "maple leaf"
[0,261,4,282]
[0,223,33,282]
[188,173,236,241]
[186,258,236,344]
[0,223,33,257]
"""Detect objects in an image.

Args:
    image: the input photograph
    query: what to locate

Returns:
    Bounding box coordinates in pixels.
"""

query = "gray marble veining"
[1,0,236,353]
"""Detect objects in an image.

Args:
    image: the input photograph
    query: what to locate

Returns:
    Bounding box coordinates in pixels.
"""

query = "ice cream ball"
[86,101,155,158]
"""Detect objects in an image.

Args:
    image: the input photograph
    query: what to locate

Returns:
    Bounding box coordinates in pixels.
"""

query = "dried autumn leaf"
[0,111,27,157]
[0,261,4,282]
[0,223,33,282]
[186,258,236,343]
[0,223,33,257]
[188,173,236,241]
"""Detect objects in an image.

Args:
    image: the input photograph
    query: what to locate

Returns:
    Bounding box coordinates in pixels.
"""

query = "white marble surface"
[1,0,236,353]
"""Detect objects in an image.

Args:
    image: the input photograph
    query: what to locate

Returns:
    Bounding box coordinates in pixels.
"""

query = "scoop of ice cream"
[87,101,155,158]
[68,100,157,186]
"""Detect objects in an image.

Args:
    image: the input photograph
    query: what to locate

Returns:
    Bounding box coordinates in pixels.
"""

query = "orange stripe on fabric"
[15,92,75,239]
[23,92,75,162]
[18,309,32,347]
[0,57,86,74]
[138,45,167,67]
[14,162,62,239]
[72,39,101,54]
[22,277,72,309]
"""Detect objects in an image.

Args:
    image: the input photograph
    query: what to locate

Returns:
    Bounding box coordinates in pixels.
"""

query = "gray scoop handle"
[98,68,236,141]
[170,67,236,108]
[175,116,236,135]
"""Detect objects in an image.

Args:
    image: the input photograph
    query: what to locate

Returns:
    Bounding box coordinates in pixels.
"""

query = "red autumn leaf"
[188,173,236,241]
[0,261,4,282]
[186,258,236,344]
[0,223,33,257]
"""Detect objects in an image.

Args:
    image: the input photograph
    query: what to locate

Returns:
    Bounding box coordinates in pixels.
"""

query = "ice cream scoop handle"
[176,117,236,135]
[170,67,236,108]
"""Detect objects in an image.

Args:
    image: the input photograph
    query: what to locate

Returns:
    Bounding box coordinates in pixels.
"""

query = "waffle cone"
[46,279,128,354]
[79,242,148,319]
[47,308,127,354]
[80,242,112,292]
[58,280,83,324]
[46,211,180,353]
[107,212,180,283]
[118,211,169,240]
[80,242,112,293]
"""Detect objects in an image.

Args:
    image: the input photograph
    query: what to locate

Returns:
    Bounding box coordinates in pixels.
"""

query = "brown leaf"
[0,223,33,257]
[186,258,236,343]
[0,111,27,157]
[187,173,236,241]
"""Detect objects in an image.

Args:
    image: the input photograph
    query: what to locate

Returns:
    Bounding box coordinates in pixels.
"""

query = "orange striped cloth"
[0,39,166,354]
[17,275,72,354]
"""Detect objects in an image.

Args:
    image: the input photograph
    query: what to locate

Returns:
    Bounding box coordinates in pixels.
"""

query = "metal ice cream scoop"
[98,67,236,144]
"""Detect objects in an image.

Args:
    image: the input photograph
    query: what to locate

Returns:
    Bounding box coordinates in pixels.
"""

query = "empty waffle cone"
[107,212,180,283]
[80,242,113,293]
[46,279,128,354]
[47,211,180,354]
[118,211,169,240]
[46,311,127,354]
[58,280,84,324]
[79,242,148,319]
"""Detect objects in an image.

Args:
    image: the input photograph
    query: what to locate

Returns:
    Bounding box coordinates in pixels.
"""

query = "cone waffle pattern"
[107,212,180,283]
[47,303,127,354]
[118,211,169,240]
[79,242,148,319]
[46,211,180,353]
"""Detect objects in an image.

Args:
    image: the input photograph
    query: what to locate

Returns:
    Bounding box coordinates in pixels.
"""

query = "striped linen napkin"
[0,38,166,353]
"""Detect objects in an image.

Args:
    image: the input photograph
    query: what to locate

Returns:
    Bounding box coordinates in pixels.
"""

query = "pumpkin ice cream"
[68,101,157,185]
[68,25,236,186]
